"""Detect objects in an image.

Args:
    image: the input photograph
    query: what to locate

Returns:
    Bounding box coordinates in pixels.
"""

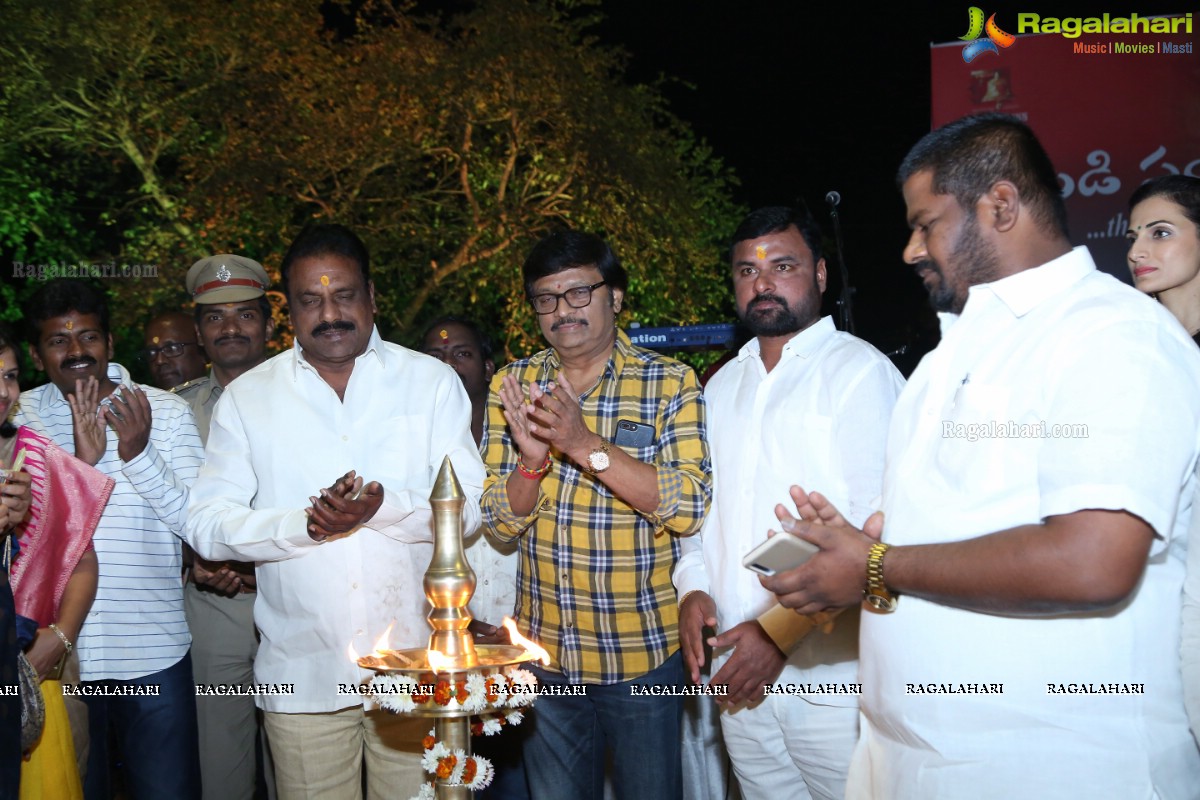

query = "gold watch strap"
[864,542,898,612]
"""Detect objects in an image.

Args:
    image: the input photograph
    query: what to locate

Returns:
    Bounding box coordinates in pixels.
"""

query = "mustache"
[61,356,97,370]
[311,321,356,336]
[913,260,939,276]
[215,334,250,345]
[748,294,788,312]
[552,318,587,331]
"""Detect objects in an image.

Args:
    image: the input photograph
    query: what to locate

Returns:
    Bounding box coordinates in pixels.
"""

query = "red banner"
[931,13,1199,280]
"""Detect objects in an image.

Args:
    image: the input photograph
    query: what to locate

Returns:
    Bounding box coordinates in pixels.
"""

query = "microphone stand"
[826,191,856,335]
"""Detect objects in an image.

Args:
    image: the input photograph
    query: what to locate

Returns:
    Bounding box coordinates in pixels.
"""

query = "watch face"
[865,593,897,613]
[588,449,611,473]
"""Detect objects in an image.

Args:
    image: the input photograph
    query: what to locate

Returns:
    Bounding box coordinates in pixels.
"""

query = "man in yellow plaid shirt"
[481,229,712,799]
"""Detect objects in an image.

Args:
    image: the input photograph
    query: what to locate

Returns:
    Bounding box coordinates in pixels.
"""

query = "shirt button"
[356,629,364,636]
[352,582,358,589]
[342,435,349,441]
[561,572,569,581]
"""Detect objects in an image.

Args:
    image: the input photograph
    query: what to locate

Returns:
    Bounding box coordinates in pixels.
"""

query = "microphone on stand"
[825,190,855,334]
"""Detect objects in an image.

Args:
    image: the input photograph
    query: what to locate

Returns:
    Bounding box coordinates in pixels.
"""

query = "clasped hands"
[498,373,598,468]
[67,375,152,464]
[305,470,384,542]
[0,466,32,532]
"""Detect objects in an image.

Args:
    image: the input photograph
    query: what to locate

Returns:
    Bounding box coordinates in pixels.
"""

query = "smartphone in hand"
[742,532,819,576]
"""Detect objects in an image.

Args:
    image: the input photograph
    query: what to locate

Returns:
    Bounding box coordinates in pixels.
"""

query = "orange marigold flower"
[434,680,453,706]
[422,734,436,750]
[463,759,478,783]
[455,680,469,704]
[436,755,457,779]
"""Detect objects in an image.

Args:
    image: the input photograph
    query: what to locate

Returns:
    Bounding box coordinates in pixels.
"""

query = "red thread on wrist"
[516,453,552,480]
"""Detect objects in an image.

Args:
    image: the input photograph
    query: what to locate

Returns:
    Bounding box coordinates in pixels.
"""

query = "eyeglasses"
[529,281,608,315]
[144,342,199,360]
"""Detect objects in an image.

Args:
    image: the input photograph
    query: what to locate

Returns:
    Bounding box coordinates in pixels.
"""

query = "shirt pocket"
[765,412,833,476]
[376,414,430,480]
[936,383,1036,495]
[612,419,658,465]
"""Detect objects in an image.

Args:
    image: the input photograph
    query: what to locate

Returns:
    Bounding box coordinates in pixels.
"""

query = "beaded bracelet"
[515,453,552,480]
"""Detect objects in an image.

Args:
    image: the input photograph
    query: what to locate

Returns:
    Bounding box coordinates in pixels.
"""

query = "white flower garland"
[369,665,538,714]
[372,665,537,800]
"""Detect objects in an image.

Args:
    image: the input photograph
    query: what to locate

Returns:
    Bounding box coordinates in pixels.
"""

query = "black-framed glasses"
[143,342,198,360]
[529,281,607,315]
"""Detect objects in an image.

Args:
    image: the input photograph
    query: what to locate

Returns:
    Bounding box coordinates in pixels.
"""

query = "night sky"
[596,0,1173,369]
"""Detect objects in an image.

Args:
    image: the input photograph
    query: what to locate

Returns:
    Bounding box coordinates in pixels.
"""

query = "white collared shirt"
[674,316,903,702]
[186,327,485,712]
[17,363,203,680]
[854,247,1200,799]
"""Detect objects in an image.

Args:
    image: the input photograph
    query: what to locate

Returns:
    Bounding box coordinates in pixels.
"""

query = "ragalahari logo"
[960,7,1017,62]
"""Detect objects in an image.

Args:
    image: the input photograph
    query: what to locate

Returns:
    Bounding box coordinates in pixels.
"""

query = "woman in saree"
[0,323,112,799]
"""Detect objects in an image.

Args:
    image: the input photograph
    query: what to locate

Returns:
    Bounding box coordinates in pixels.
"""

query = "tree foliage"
[0,0,740,369]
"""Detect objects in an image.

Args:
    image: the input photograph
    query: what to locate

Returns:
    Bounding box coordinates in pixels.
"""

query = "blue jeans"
[525,651,684,800]
[476,711,532,800]
[82,652,201,800]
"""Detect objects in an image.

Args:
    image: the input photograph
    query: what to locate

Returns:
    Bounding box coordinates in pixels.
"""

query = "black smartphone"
[614,419,655,448]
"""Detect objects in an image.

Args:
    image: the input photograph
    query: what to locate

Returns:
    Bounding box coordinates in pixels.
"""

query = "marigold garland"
[370,665,538,714]
[383,666,537,800]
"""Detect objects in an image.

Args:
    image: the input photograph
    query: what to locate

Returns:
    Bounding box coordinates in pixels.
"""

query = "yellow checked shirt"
[481,330,712,684]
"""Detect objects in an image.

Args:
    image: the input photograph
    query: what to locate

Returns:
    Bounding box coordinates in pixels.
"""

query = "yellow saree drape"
[21,679,81,800]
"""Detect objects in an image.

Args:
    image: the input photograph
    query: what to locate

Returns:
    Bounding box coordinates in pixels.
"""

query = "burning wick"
[427,649,454,673]
[372,622,395,654]
[502,617,551,665]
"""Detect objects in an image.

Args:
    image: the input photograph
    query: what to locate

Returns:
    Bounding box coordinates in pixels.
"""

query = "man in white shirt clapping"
[186,225,486,800]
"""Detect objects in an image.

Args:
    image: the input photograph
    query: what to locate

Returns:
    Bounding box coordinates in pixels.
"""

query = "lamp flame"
[427,649,454,673]
[347,641,361,663]
[502,617,550,665]
[372,622,395,654]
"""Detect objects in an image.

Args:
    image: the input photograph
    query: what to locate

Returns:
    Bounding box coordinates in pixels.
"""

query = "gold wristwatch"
[586,442,611,474]
[864,542,898,612]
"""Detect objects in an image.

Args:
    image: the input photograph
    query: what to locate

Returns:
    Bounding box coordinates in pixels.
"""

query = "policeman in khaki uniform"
[177,254,276,800]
